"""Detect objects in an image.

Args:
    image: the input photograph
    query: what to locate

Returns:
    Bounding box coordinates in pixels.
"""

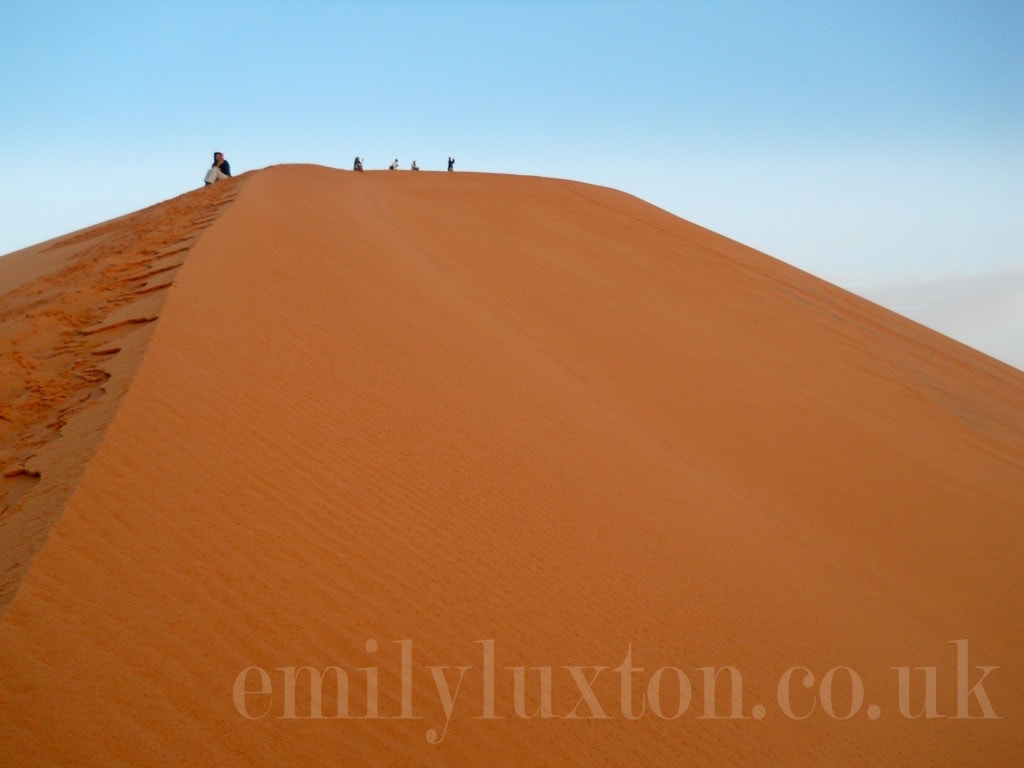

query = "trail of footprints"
[0,180,241,513]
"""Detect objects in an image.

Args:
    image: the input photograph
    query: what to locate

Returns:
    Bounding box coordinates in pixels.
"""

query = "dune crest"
[0,165,1020,765]
[0,177,242,613]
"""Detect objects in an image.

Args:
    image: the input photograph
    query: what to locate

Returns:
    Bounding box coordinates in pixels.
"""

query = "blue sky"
[2,1,1022,367]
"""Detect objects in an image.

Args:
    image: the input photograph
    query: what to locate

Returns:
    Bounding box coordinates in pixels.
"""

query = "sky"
[2,0,1022,368]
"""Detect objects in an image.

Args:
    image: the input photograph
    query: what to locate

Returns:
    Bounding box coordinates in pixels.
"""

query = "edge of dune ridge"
[0,174,245,614]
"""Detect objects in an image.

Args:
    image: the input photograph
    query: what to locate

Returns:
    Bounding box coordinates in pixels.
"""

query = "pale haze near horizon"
[2,1,1021,369]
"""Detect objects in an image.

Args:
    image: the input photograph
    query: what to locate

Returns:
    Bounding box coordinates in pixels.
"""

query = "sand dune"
[0,164,1020,766]
[0,178,241,614]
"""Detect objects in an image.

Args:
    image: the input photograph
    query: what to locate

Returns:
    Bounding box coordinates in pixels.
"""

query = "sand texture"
[0,164,1020,766]
[0,178,241,614]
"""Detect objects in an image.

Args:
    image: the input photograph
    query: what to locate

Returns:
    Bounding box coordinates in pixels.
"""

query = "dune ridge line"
[0,175,245,614]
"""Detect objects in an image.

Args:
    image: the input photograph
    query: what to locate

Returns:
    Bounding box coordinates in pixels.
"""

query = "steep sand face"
[0,164,1020,766]
[0,177,242,614]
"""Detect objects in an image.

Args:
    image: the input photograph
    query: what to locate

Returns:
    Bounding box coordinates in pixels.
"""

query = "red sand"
[0,164,1021,766]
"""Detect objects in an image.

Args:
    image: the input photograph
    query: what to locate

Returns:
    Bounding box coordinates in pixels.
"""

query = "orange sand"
[0,178,240,614]
[0,164,1020,766]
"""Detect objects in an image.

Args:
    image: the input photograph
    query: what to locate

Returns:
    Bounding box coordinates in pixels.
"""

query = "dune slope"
[0,164,1020,766]
[0,177,242,614]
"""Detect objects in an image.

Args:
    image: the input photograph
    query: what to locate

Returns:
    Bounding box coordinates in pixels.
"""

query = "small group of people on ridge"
[362,157,453,172]
[203,151,456,183]
[387,158,420,171]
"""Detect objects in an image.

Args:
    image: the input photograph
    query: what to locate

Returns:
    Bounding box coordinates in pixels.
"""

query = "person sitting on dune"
[410,160,419,171]
[389,159,399,170]
[204,152,231,185]
[353,156,363,172]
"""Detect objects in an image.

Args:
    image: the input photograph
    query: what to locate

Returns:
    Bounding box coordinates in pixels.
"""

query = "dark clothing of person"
[213,159,231,177]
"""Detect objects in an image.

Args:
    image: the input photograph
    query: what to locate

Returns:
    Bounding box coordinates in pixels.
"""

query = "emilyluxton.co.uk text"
[233,639,1000,743]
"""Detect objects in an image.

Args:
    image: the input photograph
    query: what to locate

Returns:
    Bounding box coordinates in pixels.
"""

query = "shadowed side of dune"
[0,165,1020,766]
[0,176,243,614]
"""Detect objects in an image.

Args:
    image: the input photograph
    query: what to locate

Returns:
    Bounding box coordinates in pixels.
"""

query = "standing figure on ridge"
[204,151,231,185]
[447,156,455,172]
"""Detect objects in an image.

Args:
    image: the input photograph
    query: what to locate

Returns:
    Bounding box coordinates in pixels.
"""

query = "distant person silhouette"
[389,159,399,170]
[410,160,419,171]
[447,157,455,172]
[204,152,231,185]
[353,156,363,172]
